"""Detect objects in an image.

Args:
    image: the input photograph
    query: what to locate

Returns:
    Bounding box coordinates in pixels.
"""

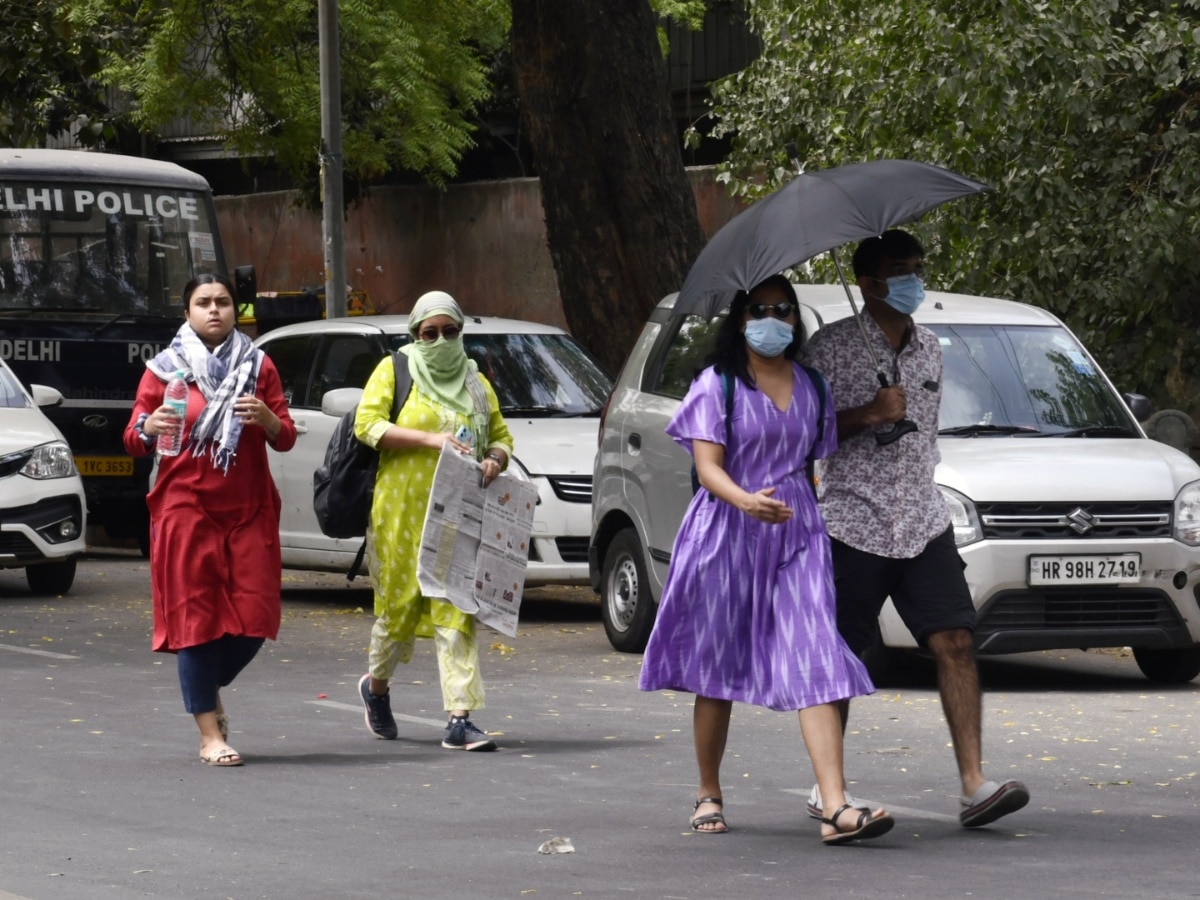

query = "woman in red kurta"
[123,274,296,767]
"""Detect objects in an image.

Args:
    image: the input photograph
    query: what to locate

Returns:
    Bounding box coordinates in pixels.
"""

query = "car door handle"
[628,433,641,451]
[294,420,308,434]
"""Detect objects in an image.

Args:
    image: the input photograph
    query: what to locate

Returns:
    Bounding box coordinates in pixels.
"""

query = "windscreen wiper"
[938,424,1041,436]
[93,312,183,335]
[501,405,566,420]
[1035,424,1139,438]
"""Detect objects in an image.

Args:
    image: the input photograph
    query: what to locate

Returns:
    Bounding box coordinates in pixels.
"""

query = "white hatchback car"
[0,356,87,594]
[591,284,1200,683]
[254,314,612,585]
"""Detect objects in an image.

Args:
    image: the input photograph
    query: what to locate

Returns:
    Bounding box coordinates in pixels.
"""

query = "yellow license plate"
[75,456,135,476]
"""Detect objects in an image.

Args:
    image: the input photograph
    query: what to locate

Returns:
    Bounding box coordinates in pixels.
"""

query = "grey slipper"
[960,779,1029,828]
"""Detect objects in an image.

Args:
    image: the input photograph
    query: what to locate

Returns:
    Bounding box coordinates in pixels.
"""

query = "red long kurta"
[123,359,297,652]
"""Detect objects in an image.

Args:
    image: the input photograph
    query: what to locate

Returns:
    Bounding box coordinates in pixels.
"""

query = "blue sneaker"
[442,715,497,751]
[358,674,398,740]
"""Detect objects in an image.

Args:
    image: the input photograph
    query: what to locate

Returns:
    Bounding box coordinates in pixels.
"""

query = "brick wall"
[214,166,741,330]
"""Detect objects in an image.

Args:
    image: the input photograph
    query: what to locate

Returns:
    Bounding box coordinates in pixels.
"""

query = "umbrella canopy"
[675,160,991,319]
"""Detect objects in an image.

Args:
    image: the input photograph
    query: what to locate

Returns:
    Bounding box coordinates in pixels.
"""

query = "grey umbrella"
[674,159,991,320]
[675,157,990,444]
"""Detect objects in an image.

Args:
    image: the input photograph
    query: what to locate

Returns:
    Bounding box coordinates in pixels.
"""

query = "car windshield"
[933,323,1136,435]
[387,332,613,416]
[0,364,29,409]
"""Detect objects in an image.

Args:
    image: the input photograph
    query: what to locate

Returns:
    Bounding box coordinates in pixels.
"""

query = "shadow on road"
[876,646,1200,694]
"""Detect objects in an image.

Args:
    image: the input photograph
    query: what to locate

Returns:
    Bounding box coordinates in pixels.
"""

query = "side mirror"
[321,387,363,418]
[234,265,257,308]
[1123,392,1153,422]
[30,384,64,408]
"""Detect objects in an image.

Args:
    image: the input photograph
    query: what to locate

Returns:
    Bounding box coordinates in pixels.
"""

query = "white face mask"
[744,317,795,357]
[880,274,926,315]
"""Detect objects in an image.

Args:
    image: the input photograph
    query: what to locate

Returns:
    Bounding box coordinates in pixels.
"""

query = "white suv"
[590,284,1200,683]
[0,356,87,594]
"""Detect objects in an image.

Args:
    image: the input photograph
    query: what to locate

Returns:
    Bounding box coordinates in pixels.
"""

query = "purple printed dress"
[638,363,874,711]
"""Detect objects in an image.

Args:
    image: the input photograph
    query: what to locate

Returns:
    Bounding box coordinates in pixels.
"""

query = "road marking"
[780,788,961,823]
[0,642,79,660]
[308,698,445,729]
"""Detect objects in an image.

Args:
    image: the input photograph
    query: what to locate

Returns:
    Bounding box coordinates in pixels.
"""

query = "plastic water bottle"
[157,370,189,458]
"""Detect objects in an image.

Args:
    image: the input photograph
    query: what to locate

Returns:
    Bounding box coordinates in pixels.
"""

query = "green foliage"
[703,0,1200,412]
[64,0,509,197]
[0,0,131,148]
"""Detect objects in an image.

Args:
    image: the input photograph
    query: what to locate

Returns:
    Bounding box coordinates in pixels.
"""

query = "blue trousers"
[176,635,265,714]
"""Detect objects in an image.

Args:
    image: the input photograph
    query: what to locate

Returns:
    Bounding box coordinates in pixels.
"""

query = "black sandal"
[690,796,728,834]
[820,802,894,845]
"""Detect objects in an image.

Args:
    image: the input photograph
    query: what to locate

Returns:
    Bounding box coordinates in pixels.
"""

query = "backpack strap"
[800,364,828,486]
[349,352,412,583]
[390,351,412,423]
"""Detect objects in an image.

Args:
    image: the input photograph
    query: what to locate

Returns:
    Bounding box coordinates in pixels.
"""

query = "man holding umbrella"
[803,228,1030,828]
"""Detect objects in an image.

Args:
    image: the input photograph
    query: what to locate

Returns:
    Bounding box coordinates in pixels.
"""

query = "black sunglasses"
[746,302,795,320]
[418,324,462,342]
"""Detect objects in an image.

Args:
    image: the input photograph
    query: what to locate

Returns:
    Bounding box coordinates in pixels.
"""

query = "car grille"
[977,501,1172,539]
[0,531,39,558]
[547,475,592,503]
[0,450,33,479]
[972,587,1193,653]
[555,537,590,563]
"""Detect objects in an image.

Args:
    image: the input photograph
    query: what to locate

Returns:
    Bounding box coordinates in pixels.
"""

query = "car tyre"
[600,528,657,653]
[1132,646,1200,684]
[26,558,78,596]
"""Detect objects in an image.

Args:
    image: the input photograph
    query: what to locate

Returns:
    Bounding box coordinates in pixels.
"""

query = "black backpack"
[690,365,828,498]
[313,352,413,577]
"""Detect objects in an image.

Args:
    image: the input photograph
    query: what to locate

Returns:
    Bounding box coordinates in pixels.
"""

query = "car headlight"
[939,485,982,547]
[504,456,532,481]
[1174,480,1200,546]
[20,442,78,479]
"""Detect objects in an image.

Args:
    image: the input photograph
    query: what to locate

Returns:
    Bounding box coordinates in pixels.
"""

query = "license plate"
[1028,553,1141,586]
[75,456,134,477]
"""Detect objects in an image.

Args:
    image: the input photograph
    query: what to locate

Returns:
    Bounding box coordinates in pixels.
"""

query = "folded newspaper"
[416,444,538,637]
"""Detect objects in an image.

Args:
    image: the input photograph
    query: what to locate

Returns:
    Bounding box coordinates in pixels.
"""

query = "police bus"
[0,149,255,552]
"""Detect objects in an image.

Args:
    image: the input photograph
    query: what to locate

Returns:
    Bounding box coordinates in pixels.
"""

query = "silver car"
[0,356,87,594]
[591,284,1200,684]
[255,314,611,585]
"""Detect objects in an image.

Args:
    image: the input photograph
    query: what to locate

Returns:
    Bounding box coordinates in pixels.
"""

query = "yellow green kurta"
[354,354,513,640]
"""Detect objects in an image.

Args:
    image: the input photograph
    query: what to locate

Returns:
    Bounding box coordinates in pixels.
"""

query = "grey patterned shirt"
[803,311,949,559]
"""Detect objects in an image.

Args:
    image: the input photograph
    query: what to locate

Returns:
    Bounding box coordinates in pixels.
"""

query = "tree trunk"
[510,0,706,376]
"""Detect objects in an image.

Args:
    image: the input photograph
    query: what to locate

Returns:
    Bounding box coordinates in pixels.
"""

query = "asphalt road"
[2,552,1199,899]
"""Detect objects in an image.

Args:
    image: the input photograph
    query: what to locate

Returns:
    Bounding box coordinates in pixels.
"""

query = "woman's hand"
[480,456,502,487]
[739,487,793,524]
[234,394,281,440]
[143,404,182,437]
[429,431,474,455]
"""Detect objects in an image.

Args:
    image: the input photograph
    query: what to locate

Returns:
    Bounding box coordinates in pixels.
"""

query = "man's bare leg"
[926,627,985,797]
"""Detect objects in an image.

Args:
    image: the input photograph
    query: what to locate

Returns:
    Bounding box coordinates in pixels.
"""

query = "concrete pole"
[318,0,347,318]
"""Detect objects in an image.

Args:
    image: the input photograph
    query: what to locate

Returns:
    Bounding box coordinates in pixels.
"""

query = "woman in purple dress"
[639,275,894,845]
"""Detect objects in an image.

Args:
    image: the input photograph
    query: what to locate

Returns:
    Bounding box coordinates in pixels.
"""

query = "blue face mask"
[744,317,795,357]
[881,274,926,315]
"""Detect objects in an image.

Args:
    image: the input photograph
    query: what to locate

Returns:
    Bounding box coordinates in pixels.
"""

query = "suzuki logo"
[1066,507,1095,535]
[82,414,108,429]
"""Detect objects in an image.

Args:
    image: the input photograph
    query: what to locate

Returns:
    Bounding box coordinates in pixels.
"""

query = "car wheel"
[600,528,657,653]
[1132,646,1200,684]
[26,558,78,596]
